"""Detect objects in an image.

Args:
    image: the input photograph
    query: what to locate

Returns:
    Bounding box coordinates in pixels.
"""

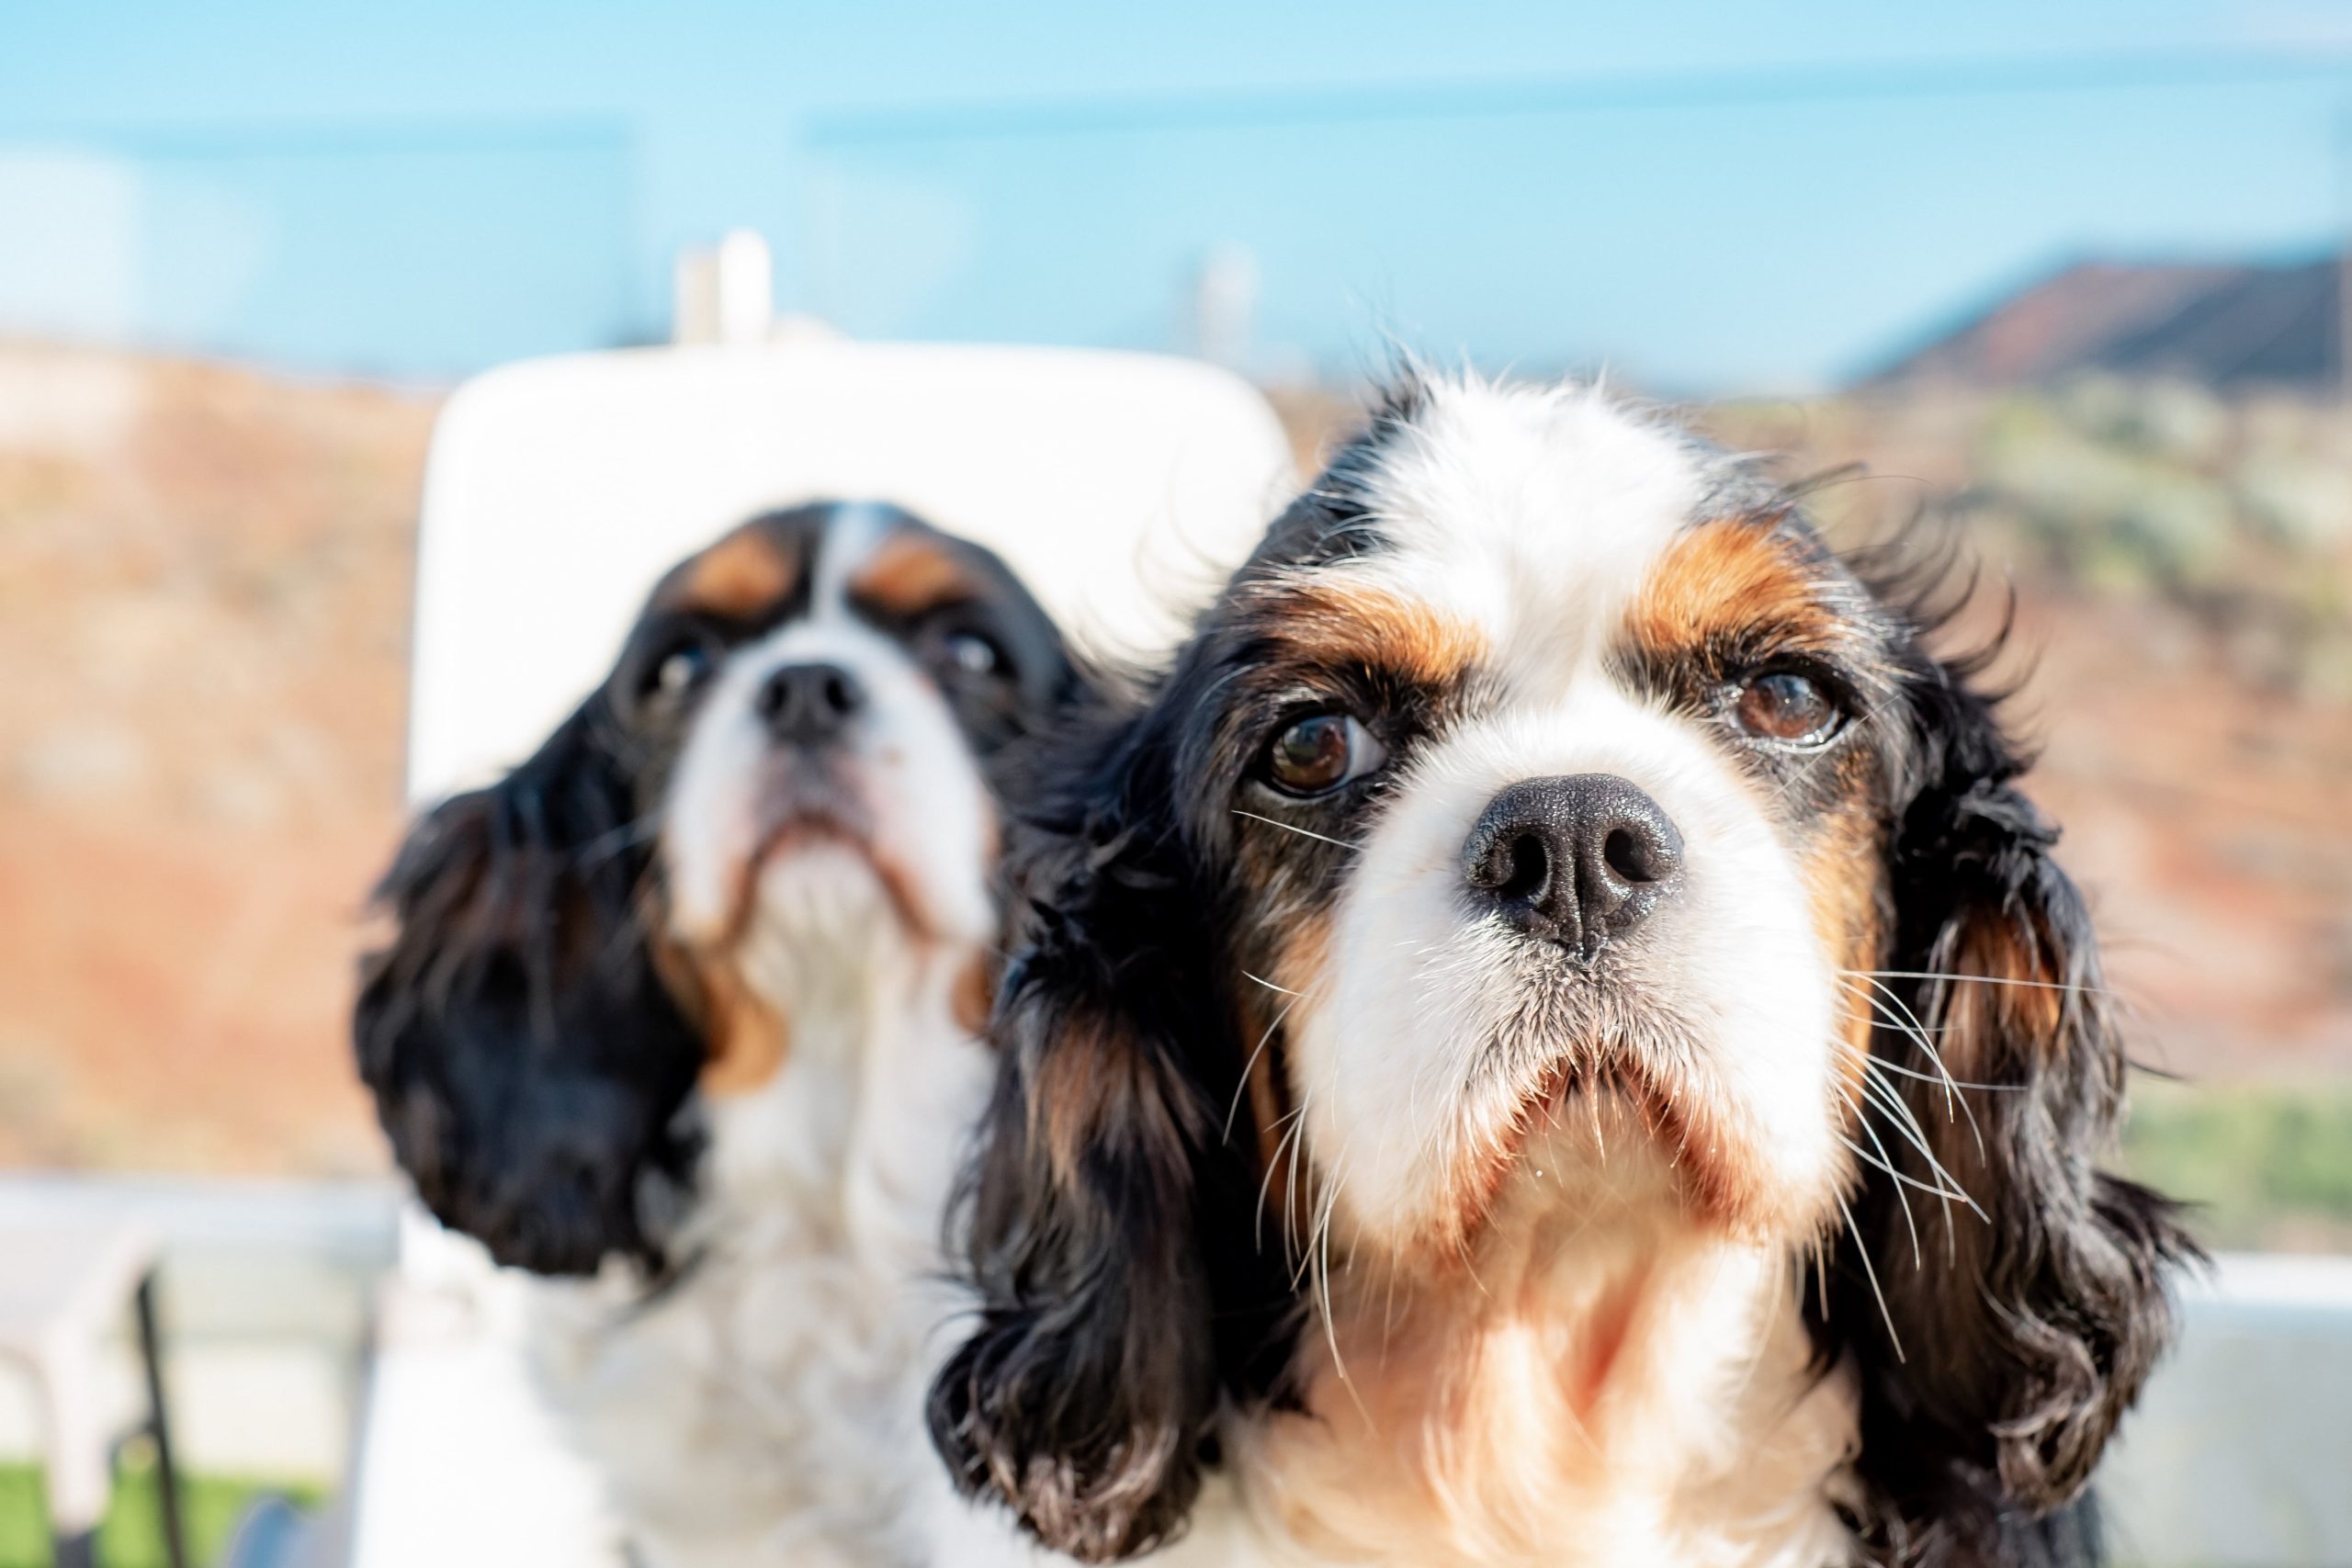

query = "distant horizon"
[7,3,2350,389]
[2,200,2335,396]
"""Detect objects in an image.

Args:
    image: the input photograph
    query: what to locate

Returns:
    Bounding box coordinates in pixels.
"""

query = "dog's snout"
[756,661,865,746]
[1461,773,1684,960]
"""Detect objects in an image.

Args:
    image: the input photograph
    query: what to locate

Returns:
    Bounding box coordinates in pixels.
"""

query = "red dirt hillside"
[2,352,2346,1178]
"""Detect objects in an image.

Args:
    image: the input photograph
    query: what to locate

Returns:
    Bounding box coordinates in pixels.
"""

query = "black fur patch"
[1811,616,2198,1568]
[355,700,705,1274]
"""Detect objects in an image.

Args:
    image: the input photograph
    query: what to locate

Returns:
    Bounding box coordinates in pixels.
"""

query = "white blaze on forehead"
[809,501,896,615]
[1341,378,1711,691]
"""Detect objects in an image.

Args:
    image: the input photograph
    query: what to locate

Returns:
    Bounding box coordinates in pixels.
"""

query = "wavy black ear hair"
[1819,637,2198,1567]
[927,699,1294,1564]
[355,698,706,1277]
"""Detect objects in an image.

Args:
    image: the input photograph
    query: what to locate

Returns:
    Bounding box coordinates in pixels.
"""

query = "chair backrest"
[406,339,1297,802]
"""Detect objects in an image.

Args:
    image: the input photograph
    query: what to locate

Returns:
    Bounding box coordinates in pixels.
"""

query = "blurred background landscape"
[4,12,2352,1551]
[7,330,2348,1248]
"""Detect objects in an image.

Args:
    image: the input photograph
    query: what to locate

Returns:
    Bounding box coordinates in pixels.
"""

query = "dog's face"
[356,502,1075,1275]
[628,505,1069,1081]
[933,379,2190,1565]
[1219,385,1896,1263]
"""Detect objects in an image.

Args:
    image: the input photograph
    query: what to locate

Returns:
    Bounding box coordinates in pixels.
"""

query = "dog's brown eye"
[650,638,716,699]
[1265,713,1386,796]
[1732,671,1840,746]
[944,631,1002,677]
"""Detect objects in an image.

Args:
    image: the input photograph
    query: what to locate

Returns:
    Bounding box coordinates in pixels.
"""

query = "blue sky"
[6,1,2352,389]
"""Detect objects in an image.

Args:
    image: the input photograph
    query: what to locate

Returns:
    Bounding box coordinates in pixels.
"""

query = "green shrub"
[2123,1080,2352,1251]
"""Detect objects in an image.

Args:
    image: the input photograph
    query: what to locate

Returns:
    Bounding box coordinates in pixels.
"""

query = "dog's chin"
[1457,1067,1690,1250]
[752,833,898,943]
[1507,1086,1686,1207]
[1456,1029,1788,1251]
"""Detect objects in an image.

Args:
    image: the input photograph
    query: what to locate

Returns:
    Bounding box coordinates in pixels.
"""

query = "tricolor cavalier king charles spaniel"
[356,502,1074,1567]
[932,377,2194,1568]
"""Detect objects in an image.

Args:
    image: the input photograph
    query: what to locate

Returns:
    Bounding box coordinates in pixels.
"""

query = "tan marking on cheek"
[848,527,983,617]
[667,525,798,619]
[1228,912,1329,1237]
[685,952,793,1098]
[1800,796,1886,1118]
[953,953,994,1036]
[1622,515,1838,661]
[1241,579,1486,686]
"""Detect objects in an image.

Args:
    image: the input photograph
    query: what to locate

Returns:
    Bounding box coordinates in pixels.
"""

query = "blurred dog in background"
[357,501,1075,1568]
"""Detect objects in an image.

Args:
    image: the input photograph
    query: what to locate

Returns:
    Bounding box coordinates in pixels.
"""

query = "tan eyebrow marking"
[848,527,986,617]
[1235,578,1487,685]
[1621,515,1840,660]
[663,525,799,619]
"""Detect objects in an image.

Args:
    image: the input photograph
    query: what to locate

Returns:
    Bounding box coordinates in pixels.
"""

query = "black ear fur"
[928,715,1292,1564]
[1825,662,2197,1566]
[354,700,705,1277]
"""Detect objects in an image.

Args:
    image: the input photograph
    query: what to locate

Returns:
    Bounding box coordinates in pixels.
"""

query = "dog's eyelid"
[1736,649,1856,694]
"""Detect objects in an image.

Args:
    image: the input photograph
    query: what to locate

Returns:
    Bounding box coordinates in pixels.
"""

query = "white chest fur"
[522,937,1000,1568]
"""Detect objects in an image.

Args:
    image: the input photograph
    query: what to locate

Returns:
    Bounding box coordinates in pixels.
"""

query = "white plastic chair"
[343,338,1295,1568]
[0,1222,186,1568]
[405,338,1297,800]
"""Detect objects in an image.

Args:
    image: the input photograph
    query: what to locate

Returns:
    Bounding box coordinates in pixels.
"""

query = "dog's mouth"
[1454,1032,1749,1242]
[1513,1046,1684,1165]
[750,798,875,868]
[729,773,949,946]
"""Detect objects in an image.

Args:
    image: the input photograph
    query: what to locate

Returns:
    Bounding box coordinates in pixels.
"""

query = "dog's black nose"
[1462,773,1684,960]
[756,661,865,746]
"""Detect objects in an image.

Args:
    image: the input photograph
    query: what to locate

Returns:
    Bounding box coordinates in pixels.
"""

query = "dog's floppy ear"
[928,706,1287,1564]
[355,699,706,1276]
[1828,658,2197,1562]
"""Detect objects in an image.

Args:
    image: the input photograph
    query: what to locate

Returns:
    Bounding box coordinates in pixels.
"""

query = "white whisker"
[1841,1092,1922,1269]
[1838,980,1988,1156]
[1838,1195,1906,1363]
[1853,1063,1989,1221]
[1835,1130,1974,1209]
[1846,967,2110,997]
[1840,976,1962,1124]
[1254,1101,1311,1256]
[1849,1048,2020,1093]
[1226,993,1298,1141]
[1232,808,1358,852]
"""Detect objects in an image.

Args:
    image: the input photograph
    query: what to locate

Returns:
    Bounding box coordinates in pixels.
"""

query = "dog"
[356,501,1075,1567]
[930,376,2195,1568]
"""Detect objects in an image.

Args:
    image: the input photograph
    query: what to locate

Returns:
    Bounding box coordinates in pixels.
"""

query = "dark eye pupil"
[1736,672,1830,741]
[1271,715,1351,791]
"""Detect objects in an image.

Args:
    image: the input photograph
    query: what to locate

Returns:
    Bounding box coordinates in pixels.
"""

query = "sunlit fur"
[356,502,1074,1567]
[931,376,2195,1568]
